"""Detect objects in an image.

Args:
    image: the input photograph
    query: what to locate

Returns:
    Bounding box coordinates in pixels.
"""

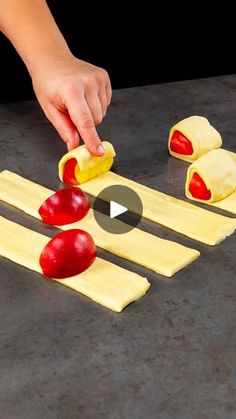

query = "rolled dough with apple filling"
[59,141,116,184]
[79,171,236,246]
[58,143,236,245]
[0,216,150,312]
[0,171,200,277]
[168,115,236,164]
[168,116,222,162]
[186,149,236,214]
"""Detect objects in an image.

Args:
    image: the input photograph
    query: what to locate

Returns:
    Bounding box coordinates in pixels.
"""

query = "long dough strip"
[0,216,150,312]
[78,171,236,246]
[0,171,200,277]
[209,192,236,214]
[58,142,236,245]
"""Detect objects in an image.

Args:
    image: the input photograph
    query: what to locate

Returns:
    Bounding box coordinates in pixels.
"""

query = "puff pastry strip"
[0,171,200,276]
[0,216,150,312]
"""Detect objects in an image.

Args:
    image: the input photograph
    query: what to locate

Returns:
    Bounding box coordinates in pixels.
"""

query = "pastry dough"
[78,171,236,245]
[168,115,236,165]
[168,116,222,162]
[0,216,150,312]
[0,171,200,277]
[58,141,115,184]
[58,142,236,245]
[186,149,236,214]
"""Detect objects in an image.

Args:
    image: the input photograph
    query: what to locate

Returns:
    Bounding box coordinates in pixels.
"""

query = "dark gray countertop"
[1,75,236,419]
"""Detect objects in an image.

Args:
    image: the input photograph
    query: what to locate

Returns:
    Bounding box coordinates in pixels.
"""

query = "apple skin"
[170,131,193,155]
[189,172,211,200]
[63,158,78,185]
[38,187,90,226]
[39,229,96,279]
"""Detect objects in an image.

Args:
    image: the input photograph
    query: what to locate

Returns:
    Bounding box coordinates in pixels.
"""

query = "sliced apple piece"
[38,187,89,225]
[39,229,96,279]
[170,130,193,155]
[189,172,211,200]
[63,158,78,185]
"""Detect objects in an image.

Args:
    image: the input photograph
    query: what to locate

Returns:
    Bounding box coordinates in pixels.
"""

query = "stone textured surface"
[1,75,236,419]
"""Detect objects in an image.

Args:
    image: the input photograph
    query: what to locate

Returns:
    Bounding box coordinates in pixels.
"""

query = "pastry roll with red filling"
[169,116,222,162]
[185,149,236,213]
[59,141,116,185]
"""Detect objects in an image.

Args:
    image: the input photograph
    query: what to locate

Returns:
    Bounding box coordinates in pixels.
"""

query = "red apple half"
[39,229,96,279]
[170,130,193,155]
[189,172,211,200]
[63,158,78,185]
[38,187,90,225]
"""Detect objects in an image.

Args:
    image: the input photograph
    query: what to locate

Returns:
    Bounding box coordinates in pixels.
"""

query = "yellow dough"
[58,143,236,245]
[168,115,236,165]
[168,116,222,162]
[78,171,236,246]
[0,216,150,312]
[186,149,236,214]
[58,141,116,184]
[0,171,200,277]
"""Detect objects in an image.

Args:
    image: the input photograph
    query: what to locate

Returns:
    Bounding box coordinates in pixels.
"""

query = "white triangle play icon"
[110,201,128,219]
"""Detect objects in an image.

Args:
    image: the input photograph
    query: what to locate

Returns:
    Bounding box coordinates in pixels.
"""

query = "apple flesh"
[39,229,96,279]
[38,187,90,225]
[189,172,211,200]
[170,130,193,155]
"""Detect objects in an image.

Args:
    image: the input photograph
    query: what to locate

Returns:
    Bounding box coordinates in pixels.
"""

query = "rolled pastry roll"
[168,116,222,162]
[59,141,116,185]
[185,149,236,203]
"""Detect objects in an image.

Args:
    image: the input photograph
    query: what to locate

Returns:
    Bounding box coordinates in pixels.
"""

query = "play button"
[93,185,143,234]
[110,201,127,219]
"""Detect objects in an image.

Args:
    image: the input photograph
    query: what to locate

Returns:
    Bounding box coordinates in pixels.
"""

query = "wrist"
[26,41,73,78]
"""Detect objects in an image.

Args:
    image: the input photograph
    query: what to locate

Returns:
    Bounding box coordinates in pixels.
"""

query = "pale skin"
[0,0,112,155]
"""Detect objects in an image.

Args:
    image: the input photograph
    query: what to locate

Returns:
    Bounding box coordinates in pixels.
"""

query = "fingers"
[66,92,104,156]
[98,86,108,118]
[86,69,112,120]
[87,80,110,120]
[85,92,103,124]
[45,106,80,151]
[105,78,112,106]
[55,67,112,155]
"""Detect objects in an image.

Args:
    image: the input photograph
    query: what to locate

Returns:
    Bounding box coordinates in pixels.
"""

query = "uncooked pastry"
[168,115,236,164]
[0,216,150,312]
[59,141,116,184]
[186,149,236,214]
[78,171,236,245]
[0,171,200,276]
[168,115,222,162]
[58,143,236,245]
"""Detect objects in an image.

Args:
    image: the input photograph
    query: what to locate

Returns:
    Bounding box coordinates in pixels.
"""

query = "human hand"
[31,53,112,155]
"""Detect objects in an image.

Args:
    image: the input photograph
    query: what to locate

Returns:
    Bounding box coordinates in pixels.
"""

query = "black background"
[0,2,235,103]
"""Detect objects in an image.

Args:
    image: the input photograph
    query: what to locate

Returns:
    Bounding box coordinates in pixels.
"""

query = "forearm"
[0,0,71,75]
[0,0,112,155]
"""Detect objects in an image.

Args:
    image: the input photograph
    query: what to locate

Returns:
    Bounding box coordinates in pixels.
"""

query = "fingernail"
[97,144,104,155]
